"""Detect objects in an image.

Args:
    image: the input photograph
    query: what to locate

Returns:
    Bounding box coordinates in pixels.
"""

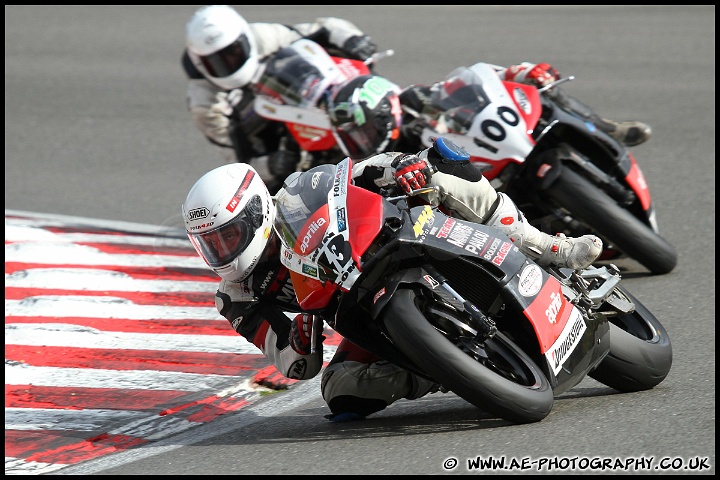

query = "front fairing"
[505,262,610,394]
[274,160,385,309]
[253,39,345,150]
[418,63,540,172]
[274,165,336,251]
[255,39,344,108]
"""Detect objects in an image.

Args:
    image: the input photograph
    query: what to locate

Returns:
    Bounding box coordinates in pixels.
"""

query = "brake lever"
[538,75,575,94]
[364,49,395,66]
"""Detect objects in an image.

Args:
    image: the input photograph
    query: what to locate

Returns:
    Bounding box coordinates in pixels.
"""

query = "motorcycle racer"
[181,137,602,422]
[499,63,651,147]
[328,63,653,162]
[182,5,379,194]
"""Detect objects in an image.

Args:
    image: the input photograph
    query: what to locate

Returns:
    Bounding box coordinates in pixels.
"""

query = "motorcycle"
[252,38,394,171]
[274,138,672,424]
[411,63,677,274]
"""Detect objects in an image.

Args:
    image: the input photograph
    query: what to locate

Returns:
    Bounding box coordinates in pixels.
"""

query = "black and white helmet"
[327,75,403,159]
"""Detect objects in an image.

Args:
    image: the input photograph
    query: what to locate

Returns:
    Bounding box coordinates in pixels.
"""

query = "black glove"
[289,313,325,355]
[399,85,432,115]
[391,154,435,194]
[342,35,377,62]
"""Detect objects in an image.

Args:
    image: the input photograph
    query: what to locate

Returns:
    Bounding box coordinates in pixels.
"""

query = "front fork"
[309,314,324,354]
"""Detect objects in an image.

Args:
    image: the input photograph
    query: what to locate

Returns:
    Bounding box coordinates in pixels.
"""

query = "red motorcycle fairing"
[293,204,330,257]
[514,263,609,387]
[289,57,370,151]
[625,153,652,211]
[288,124,337,151]
[254,38,372,152]
[288,204,335,310]
[514,265,571,354]
[344,183,385,265]
[286,159,384,310]
[333,57,371,80]
[502,80,543,138]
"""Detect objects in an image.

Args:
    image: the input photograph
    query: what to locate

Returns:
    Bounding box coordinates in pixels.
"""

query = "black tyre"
[589,287,672,391]
[545,167,677,274]
[384,288,553,424]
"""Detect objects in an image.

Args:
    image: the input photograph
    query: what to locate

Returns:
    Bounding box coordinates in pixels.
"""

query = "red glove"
[391,154,435,194]
[505,63,560,87]
[289,313,324,355]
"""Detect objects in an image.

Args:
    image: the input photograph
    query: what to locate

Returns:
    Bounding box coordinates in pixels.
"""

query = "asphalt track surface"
[5,5,715,476]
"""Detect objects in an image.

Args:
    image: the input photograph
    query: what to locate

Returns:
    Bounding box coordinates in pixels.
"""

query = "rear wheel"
[589,287,672,391]
[384,288,553,424]
[545,167,677,274]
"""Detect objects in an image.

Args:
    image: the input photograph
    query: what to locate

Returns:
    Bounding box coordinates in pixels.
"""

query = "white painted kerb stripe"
[5,364,255,391]
[5,243,206,268]
[5,223,193,248]
[5,269,217,293]
[5,297,221,320]
[5,323,260,353]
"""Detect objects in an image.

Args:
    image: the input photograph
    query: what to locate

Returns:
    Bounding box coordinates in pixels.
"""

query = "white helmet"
[182,163,275,282]
[185,5,259,90]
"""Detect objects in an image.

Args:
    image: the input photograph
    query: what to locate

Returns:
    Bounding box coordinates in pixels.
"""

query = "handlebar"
[365,49,395,66]
[537,75,575,94]
[382,185,439,204]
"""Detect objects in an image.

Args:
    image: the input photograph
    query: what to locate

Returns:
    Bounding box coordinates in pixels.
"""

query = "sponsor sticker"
[446,222,475,248]
[545,309,586,376]
[518,264,543,297]
[513,87,532,115]
[337,207,347,232]
[423,275,440,289]
[301,263,318,278]
[413,206,434,237]
[492,241,512,266]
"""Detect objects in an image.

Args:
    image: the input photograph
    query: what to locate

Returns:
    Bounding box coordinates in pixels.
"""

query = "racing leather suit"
[182,17,374,193]
[213,151,496,421]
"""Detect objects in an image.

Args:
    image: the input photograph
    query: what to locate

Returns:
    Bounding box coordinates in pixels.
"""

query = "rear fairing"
[532,98,653,215]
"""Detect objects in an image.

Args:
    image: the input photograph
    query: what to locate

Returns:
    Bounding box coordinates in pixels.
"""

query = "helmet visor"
[200,34,251,78]
[188,195,262,267]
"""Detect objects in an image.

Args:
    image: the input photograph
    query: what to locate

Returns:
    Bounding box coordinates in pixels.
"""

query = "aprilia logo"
[546,291,562,324]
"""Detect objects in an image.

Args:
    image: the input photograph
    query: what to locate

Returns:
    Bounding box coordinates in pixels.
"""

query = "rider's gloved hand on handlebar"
[505,62,560,87]
[342,35,378,62]
[289,313,325,356]
[391,154,436,194]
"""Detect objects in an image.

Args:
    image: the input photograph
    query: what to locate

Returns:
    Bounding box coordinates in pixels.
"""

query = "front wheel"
[589,287,672,391]
[545,167,677,274]
[384,288,553,424]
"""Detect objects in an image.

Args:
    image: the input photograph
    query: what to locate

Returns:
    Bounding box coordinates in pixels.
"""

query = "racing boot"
[486,193,603,270]
[549,88,652,146]
[596,118,652,147]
